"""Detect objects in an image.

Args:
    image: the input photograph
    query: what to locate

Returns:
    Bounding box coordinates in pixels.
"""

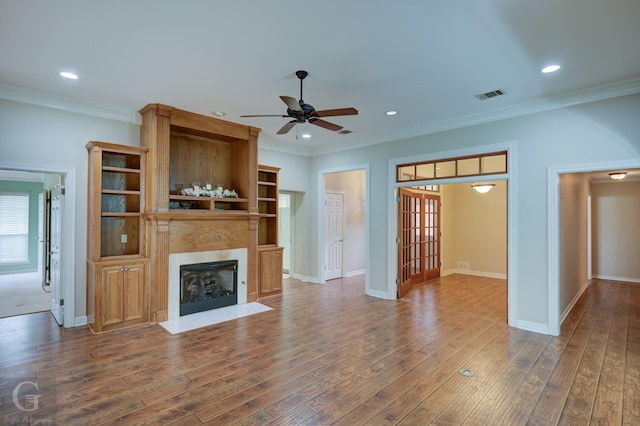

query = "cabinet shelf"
[102,166,141,174]
[102,189,141,195]
[101,212,141,217]
[168,195,249,211]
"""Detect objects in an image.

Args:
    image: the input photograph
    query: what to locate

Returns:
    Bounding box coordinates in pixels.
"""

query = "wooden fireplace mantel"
[139,103,261,322]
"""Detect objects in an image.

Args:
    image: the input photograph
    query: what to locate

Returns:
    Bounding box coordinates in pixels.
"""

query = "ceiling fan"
[241,70,358,135]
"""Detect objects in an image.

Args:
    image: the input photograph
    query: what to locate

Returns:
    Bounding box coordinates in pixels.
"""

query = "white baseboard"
[516,319,550,335]
[290,273,321,284]
[442,268,507,280]
[346,269,366,278]
[366,287,394,300]
[560,280,589,326]
[74,316,88,327]
[593,274,640,284]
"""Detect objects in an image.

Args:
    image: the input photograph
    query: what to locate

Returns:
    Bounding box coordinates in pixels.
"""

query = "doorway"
[397,187,441,298]
[0,163,77,327]
[389,142,516,328]
[278,192,293,276]
[318,165,369,288]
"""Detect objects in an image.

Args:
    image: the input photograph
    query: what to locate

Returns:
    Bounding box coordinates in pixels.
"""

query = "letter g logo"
[12,381,41,412]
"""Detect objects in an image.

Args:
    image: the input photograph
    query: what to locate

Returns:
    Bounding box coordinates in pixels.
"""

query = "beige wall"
[441,181,507,277]
[558,173,590,315]
[592,180,640,281]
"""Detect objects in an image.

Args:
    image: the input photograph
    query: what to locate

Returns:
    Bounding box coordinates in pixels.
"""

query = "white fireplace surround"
[168,248,248,320]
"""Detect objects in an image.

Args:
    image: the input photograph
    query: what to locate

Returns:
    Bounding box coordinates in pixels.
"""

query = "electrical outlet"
[121,234,128,244]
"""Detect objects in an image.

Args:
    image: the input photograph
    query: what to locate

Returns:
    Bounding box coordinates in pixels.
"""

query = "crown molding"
[310,77,640,157]
[3,77,639,158]
[0,83,138,124]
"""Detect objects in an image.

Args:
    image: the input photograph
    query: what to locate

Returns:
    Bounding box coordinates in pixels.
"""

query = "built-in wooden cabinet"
[258,165,280,246]
[86,141,149,333]
[257,165,283,296]
[258,246,283,296]
[139,104,262,319]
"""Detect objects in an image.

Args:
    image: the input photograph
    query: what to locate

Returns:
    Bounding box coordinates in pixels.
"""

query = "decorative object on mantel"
[180,186,239,198]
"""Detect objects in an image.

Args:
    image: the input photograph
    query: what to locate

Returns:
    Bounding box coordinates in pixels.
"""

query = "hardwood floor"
[0,275,638,425]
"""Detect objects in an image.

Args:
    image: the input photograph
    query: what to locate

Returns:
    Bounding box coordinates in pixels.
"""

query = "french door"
[397,187,441,298]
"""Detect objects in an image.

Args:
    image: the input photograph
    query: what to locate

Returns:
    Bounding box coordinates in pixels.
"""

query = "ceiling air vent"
[474,89,506,101]
[338,129,353,135]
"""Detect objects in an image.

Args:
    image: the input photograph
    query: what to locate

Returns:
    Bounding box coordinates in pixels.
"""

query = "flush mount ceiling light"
[301,133,311,139]
[212,111,226,117]
[59,71,78,80]
[541,64,561,73]
[609,172,627,180]
[385,110,398,116]
[471,182,495,193]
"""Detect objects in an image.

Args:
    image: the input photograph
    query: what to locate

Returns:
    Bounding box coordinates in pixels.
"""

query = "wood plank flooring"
[0,274,638,425]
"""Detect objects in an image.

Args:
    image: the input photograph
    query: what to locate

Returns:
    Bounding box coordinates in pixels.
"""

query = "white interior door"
[49,184,63,325]
[324,192,344,280]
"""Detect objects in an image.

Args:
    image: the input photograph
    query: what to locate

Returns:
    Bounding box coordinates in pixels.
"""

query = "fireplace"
[180,260,238,316]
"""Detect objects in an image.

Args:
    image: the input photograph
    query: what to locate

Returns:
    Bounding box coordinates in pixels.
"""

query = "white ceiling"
[1,0,639,156]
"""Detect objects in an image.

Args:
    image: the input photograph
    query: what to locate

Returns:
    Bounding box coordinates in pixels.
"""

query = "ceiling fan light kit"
[241,70,358,135]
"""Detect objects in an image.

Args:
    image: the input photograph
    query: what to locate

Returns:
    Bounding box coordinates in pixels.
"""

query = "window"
[0,193,29,264]
[396,151,507,183]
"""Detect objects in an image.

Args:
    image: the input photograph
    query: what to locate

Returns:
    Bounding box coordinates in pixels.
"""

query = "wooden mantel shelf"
[143,211,262,221]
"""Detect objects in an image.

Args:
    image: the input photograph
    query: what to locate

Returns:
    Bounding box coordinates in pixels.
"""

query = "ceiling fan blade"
[309,118,343,132]
[240,114,288,118]
[280,96,302,112]
[312,107,358,117]
[277,120,298,134]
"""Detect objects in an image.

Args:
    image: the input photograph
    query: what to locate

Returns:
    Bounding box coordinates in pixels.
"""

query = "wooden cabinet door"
[269,250,283,292]
[101,264,124,327]
[259,248,283,296]
[122,262,146,323]
[259,250,274,294]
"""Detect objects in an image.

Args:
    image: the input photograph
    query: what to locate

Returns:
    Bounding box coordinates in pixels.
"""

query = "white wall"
[2,93,640,333]
[308,94,640,328]
[0,99,139,321]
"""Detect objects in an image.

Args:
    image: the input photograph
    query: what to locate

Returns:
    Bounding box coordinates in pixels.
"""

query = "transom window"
[396,151,507,183]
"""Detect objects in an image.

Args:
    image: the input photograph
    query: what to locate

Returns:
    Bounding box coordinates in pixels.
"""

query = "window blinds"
[0,193,29,264]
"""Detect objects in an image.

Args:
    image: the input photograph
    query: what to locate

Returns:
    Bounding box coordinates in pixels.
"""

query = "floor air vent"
[474,89,505,101]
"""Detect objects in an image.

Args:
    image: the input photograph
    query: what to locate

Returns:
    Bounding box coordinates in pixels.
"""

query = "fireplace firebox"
[180,260,238,316]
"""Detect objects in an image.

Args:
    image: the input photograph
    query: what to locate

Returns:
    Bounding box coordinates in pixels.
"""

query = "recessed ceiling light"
[385,110,398,116]
[301,133,311,139]
[541,64,561,73]
[60,71,78,80]
[212,111,226,117]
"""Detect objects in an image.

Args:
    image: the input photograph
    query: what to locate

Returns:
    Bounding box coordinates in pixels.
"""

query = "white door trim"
[0,161,76,327]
